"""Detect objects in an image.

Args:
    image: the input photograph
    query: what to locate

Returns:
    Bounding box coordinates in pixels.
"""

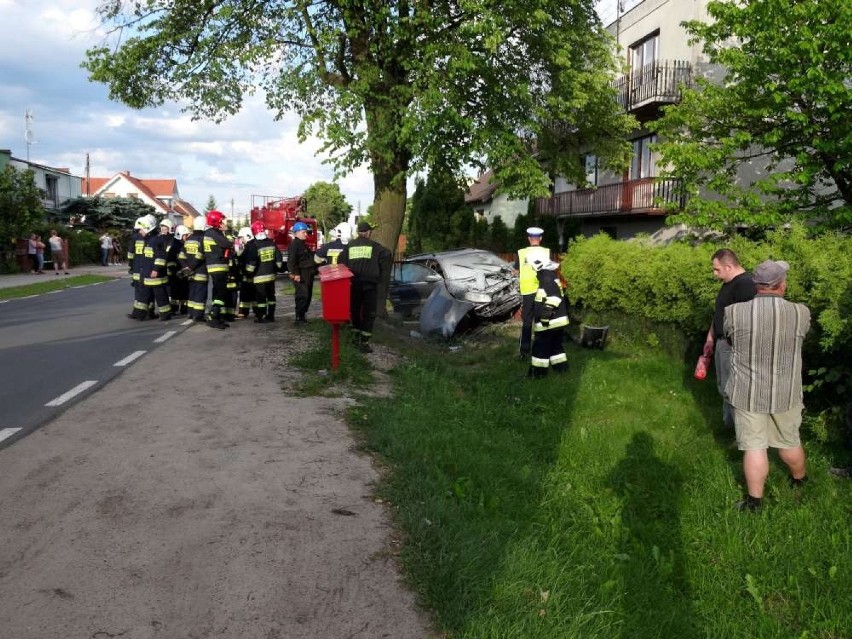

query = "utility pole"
[24,109,35,162]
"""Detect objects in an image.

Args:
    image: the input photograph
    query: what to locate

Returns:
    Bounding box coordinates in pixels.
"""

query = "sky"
[0,0,376,217]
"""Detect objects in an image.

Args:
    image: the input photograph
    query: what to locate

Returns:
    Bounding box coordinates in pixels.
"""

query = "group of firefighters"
[124,210,391,352]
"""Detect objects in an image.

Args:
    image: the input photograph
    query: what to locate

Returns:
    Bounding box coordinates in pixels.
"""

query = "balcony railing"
[535,178,684,217]
[614,60,692,112]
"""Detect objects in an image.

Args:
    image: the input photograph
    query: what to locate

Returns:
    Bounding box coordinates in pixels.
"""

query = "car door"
[389,262,442,318]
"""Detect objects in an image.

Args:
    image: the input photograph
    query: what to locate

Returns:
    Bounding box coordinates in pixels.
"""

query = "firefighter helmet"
[527,256,555,272]
[206,210,225,229]
[135,216,153,232]
[250,221,265,236]
[159,218,175,233]
[333,222,352,244]
[192,216,207,231]
[291,221,309,233]
[175,224,190,240]
[237,227,253,240]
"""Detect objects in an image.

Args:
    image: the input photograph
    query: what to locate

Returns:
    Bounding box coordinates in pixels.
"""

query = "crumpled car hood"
[418,282,476,338]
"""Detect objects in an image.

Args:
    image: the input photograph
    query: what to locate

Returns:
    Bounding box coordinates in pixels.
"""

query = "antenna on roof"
[25,109,36,162]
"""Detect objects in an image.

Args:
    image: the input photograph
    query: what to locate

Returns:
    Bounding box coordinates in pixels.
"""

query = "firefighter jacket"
[287,236,316,276]
[127,230,145,282]
[203,227,233,275]
[339,236,391,284]
[164,236,182,276]
[136,233,168,287]
[317,239,345,265]
[532,268,568,332]
[516,245,551,295]
[180,230,207,282]
[245,237,281,284]
[237,239,255,283]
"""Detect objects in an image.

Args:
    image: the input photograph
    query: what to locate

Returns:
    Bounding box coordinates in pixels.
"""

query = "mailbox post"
[318,264,353,370]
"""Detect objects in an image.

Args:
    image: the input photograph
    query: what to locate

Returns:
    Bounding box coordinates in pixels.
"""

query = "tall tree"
[83,0,634,257]
[205,195,218,213]
[654,0,852,231]
[303,181,352,235]
[0,166,44,270]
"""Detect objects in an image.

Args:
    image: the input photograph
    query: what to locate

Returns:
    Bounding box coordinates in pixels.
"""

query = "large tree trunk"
[365,103,410,318]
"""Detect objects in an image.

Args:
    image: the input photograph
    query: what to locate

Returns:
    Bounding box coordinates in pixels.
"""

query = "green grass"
[0,275,115,299]
[287,320,372,396]
[295,323,852,638]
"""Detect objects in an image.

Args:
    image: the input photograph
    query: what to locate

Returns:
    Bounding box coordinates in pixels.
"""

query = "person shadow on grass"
[608,432,701,638]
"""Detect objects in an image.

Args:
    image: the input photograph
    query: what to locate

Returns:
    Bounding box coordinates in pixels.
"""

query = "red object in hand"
[694,355,710,380]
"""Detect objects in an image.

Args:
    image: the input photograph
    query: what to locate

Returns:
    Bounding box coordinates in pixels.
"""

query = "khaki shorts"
[733,405,803,450]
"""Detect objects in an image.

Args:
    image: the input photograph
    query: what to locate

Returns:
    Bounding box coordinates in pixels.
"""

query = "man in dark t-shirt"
[703,249,756,429]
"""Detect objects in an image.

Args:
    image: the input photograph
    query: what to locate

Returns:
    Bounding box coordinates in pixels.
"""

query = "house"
[465,169,529,229]
[0,149,83,210]
[535,0,709,241]
[82,171,200,228]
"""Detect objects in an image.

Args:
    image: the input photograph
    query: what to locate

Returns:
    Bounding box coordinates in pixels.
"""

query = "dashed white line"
[154,331,177,343]
[45,381,98,407]
[0,428,22,443]
[114,350,147,367]
[181,319,193,326]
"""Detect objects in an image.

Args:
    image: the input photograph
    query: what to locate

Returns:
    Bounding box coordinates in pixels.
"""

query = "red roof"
[465,170,499,204]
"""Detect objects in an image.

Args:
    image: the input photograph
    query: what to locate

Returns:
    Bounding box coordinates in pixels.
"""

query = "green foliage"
[512,209,562,253]
[83,0,634,257]
[57,196,155,230]
[654,0,852,231]
[303,181,352,236]
[488,215,509,253]
[0,166,44,270]
[563,225,852,408]
[0,274,114,300]
[407,169,472,253]
[205,195,217,212]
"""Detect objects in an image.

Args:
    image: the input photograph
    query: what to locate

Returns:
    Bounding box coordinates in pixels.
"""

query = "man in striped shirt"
[723,260,811,511]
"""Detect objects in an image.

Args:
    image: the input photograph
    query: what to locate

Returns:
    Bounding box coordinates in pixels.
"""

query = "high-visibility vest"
[517,246,550,295]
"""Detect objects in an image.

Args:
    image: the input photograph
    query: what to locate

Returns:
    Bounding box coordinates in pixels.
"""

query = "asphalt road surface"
[0,278,192,449]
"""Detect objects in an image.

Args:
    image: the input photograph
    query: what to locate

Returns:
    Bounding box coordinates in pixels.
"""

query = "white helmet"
[237,227,253,241]
[175,224,190,240]
[333,222,352,245]
[192,216,207,231]
[135,216,153,232]
[160,218,175,233]
[527,256,557,272]
[144,214,157,229]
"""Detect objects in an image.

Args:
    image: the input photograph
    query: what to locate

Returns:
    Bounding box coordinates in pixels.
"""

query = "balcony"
[535,178,684,218]
[614,60,692,115]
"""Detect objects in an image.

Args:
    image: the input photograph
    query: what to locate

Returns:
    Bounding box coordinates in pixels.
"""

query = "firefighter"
[223,224,239,321]
[203,210,233,329]
[287,221,317,324]
[527,256,568,379]
[339,221,392,353]
[316,222,351,265]
[169,224,190,315]
[128,216,172,321]
[245,221,282,323]
[181,215,208,321]
[127,214,157,317]
[235,226,256,319]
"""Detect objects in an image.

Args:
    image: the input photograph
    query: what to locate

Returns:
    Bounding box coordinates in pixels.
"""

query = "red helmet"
[250,221,265,236]
[206,210,225,229]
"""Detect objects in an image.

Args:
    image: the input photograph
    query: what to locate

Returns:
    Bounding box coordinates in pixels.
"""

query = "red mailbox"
[318,264,353,369]
[318,264,353,322]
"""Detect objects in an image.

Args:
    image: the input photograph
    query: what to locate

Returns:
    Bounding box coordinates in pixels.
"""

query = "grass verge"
[298,321,852,638]
[0,275,116,300]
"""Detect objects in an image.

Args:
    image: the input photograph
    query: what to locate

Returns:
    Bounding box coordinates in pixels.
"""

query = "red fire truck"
[249,195,318,265]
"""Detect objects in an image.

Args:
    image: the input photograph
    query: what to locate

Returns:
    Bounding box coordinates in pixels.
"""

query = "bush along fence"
[561,223,852,430]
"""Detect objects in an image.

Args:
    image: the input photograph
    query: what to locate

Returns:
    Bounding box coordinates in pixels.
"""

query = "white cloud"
[0,0,376,215]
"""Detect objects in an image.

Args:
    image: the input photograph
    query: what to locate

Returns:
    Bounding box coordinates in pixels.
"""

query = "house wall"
[8,156,82,209]
[475,193,528,229]
[579,215,666,240]
[610,0,709,63]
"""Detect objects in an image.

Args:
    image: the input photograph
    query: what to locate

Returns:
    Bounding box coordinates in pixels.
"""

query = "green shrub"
[563,224,852,411]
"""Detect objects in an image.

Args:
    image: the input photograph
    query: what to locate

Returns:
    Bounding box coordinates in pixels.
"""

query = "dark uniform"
[316,238,346,265]
[203,226,233,328]
[246,236,282,322]
[236,238,256,318]
[288,235,316,323]
[181,229,208,321]
[131,231,172,321]
[339,233,391,351]
[165,233,188,314]
[528,265,569,378]
[223,230,239,321]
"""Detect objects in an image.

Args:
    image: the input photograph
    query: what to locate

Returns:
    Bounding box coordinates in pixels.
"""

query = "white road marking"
[181,319,193,326]
[154,331,176,343]
[0,428,22,443]
[45,381,98,407]
[113,350,147,367]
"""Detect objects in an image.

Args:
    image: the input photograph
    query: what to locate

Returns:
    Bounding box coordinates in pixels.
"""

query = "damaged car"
[388,248,521,338]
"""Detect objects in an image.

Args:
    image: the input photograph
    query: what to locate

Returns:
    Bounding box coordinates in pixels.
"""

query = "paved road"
[0,276,193,449]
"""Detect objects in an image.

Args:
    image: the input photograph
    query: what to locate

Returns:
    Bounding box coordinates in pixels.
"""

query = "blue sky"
[0,0,375,216]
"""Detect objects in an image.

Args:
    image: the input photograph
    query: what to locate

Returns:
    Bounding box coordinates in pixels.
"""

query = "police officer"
[181,216,208,321]
[287,221,316,324]
[339,221,392,353]
[245,221,282,323]
[514,227,550,358]
[527,256,568,379]
[203,210,233,329]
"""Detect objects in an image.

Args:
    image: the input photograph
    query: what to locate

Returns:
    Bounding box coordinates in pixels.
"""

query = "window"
[630,135,658,179]
[630,32,659,72]
[45,175,59,203]
[583,154,598,186]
